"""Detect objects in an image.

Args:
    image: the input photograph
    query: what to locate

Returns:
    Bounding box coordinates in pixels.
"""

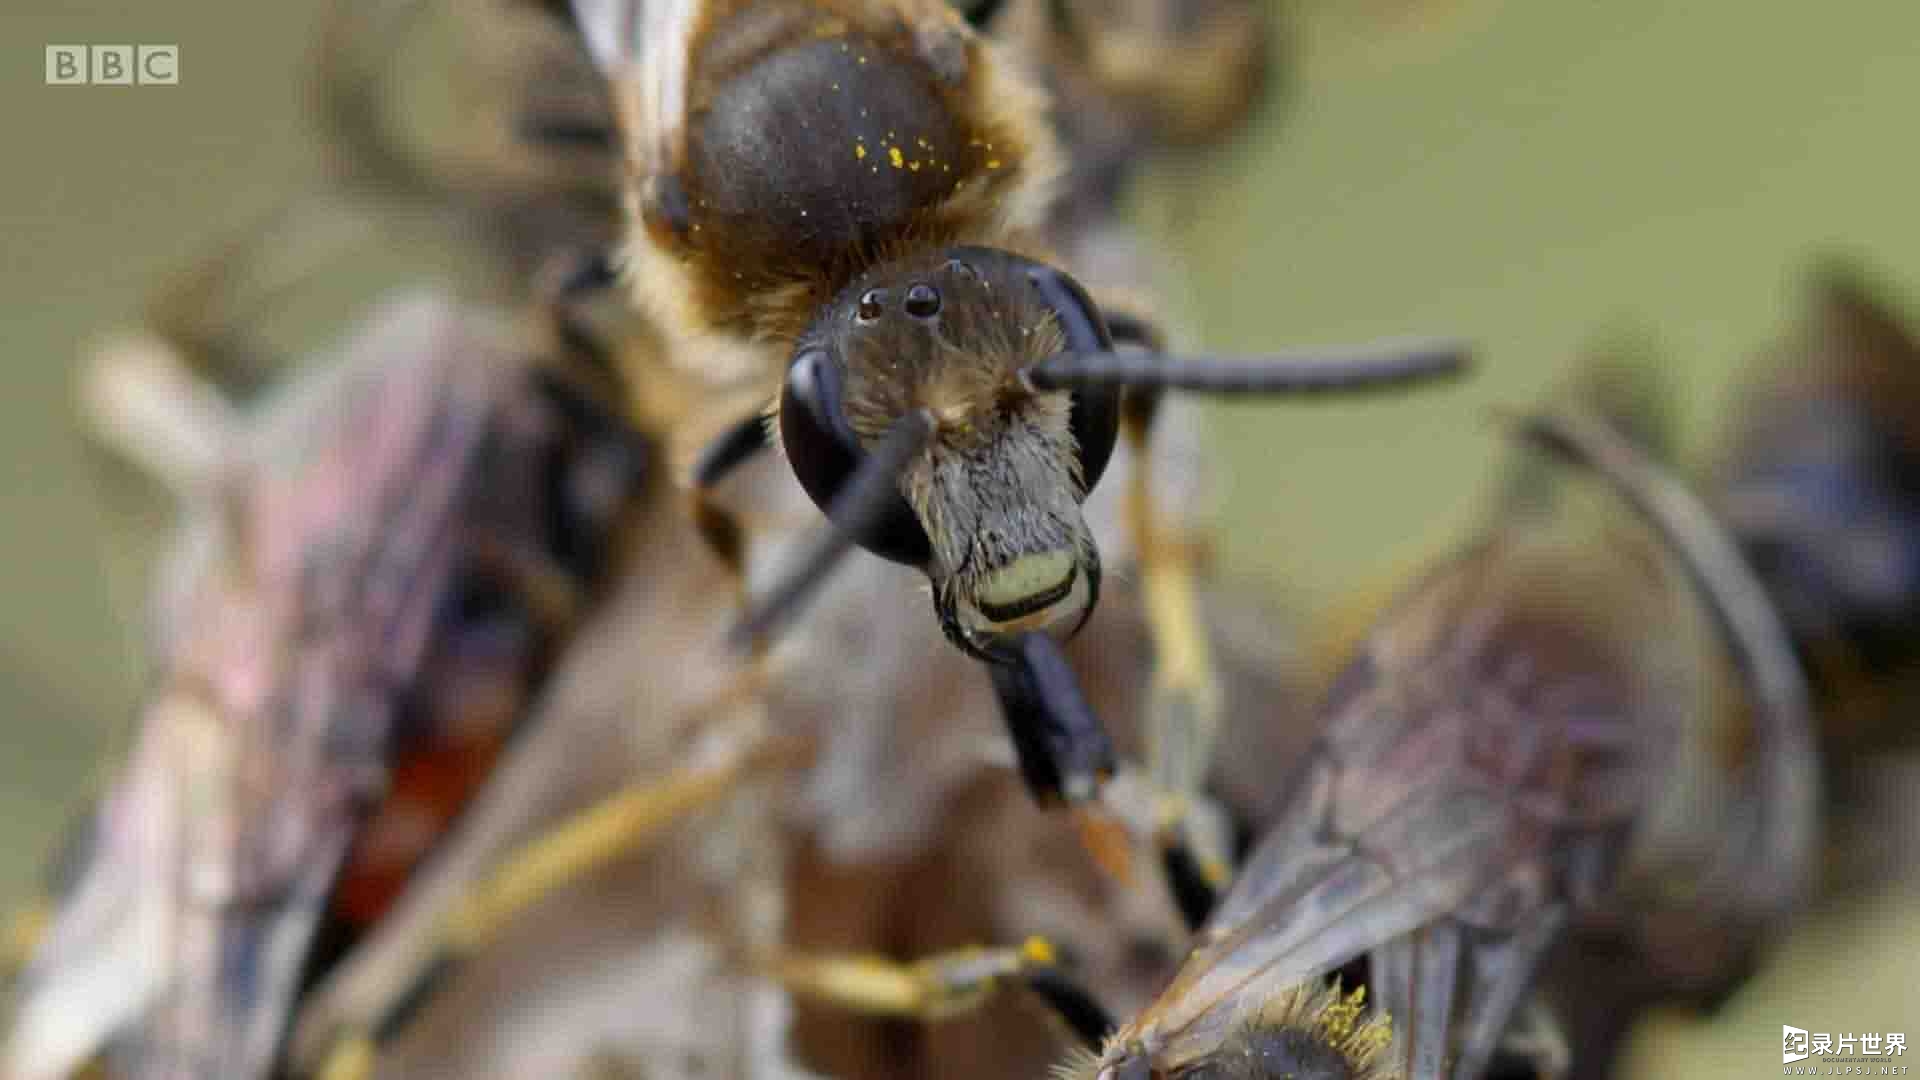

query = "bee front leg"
[687,411,777,603]
[1103,308,1233,925]
[538,250,622,368]
[764,937,1114,1050]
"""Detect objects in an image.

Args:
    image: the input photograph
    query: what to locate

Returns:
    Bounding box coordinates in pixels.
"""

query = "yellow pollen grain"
[908,161,921,171]
[855,144,867,160]
[857,54,867,64]
[888,146,904,168]
[986,158,1001,169]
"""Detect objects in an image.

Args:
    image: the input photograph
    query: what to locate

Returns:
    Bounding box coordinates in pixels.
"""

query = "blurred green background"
[3,0,1916,1074]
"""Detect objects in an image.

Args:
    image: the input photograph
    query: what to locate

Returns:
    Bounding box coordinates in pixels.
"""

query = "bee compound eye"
[904,283,942,318]
[857,289,885,322]
[1068,385,1121,496]
[779,348,934,567]
[781,349,860,509]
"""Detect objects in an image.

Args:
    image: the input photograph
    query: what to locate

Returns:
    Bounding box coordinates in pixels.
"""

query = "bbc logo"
[45,45,179,85]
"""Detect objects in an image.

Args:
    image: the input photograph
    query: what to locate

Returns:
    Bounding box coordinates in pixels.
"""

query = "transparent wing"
[570,0,699,176]
[1124,529,1675,1071]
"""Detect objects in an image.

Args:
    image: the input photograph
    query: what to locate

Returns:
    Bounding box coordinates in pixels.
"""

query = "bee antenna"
[726,410,936,653]
[1024,339,1471,397]
[1508,407,1820,926]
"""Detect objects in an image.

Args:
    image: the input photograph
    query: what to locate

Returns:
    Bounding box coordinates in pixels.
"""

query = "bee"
[1706,257,1920,766]
[4,230,650,1080]
[1529,261,1920,1078]
[1059,406,1814,1080]
[313,0,625,280]
[569,0,1469,813]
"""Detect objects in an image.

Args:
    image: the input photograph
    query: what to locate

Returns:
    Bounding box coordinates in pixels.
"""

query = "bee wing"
[1371,901,1567,1080]
[570,0,698,175]
[6,295,518,1080]
[1120,562,1529,1065]
[1128,527,1679,1072]
[1136,766,1517,1068]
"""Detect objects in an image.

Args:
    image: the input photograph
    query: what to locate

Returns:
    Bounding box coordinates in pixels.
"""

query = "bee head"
[779,246,1121,659]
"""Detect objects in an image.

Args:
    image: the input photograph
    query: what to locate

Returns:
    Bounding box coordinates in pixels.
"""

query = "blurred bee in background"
[312,0,624,281]
[2,275,649,1080]
[119,0,632,409]
[1527,259,1920,1078]
[0,16,659,1051]
[1707,259,1920,778]
[1046,400,1815,1080]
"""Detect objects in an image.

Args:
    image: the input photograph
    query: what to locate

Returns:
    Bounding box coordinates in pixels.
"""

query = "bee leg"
[687,412,775,598]
[1158,833,1228,932]
[765,937,1114,1049]
[308,728,795,1080]
[1103,308,1234,905]
[535,249,624,383]
[988,633,1118,808]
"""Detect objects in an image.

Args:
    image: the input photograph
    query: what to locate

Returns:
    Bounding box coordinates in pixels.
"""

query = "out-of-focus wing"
[4,296,573,1080]
[570,0,699,178]
[1120,523,1687,1072]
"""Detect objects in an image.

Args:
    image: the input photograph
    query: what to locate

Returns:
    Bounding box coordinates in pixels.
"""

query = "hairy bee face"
[779,247,1122,656]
